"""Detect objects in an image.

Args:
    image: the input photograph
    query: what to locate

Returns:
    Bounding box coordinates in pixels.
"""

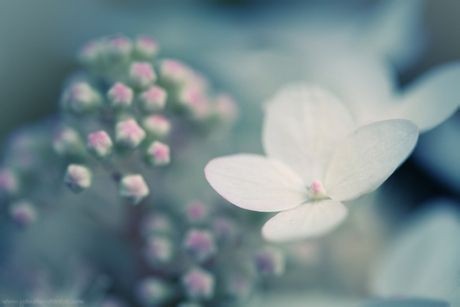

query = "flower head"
[139,85,167,112]
[115,118,146,148]
[62,82,101,113]
[183,229,217,262]
[182,268,215,300]
[205,84,419,242]
[129,62,156,88]
[9,200,37,226]
[107,82,133,108]
[119,174,149,204]
[64,164,92,193]
[87,130,113,158]
[146,141,170,166]
[134,36,159,59]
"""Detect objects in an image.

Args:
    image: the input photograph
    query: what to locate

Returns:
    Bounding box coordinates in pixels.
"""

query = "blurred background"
[0,0,459,306]
[0,0,459,143]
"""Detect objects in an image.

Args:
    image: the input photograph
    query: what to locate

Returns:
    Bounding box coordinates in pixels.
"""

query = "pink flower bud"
[142,115,171,138]
[141,214,173,236]
[107,82,133,108]
[180,86,210,119]
[137,278,171,306]
[10,200,37,227]
[212,217,238,242]
[107,35,133,57]
[119,174,149,204]
[182,268,215,300]
[139,86,167,112]
[130,62,156,88]
[115,119,146,148]
[79,40,102,64]
[254,247,285,276]
[144,236,174,264]
[147,142,170,166]
[183,229,216,262]
[87,130,113,157]
[65,164,92,193]
[160,59,190,84]
[135,36,159,58]
[53,127,84,156]
[0,169,19,195]
[185,201,209,223]
[63,82,101,113]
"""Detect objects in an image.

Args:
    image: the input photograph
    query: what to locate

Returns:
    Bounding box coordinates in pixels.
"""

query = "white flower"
[305,52,460,132]
[205,84,418,242]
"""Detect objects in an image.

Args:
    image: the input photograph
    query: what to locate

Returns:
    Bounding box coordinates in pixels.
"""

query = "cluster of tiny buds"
[55,35,238,207]
[135,199,284,305]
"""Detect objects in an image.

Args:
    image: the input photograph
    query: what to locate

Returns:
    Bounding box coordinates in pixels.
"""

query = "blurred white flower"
[205,84,418,242]
[306,52,460,133]
[372,201,460,305]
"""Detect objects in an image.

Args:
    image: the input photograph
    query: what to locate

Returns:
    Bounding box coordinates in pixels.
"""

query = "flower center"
[308,180,327,200]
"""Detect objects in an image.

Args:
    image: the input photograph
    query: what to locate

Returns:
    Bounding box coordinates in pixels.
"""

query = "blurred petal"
[205,154,305,212]
[373,203,460,302]
[325,119,418,201]
[262,200,347,242]
[263,84,354,182]
[303,51,396,126]
[388,62,460,132]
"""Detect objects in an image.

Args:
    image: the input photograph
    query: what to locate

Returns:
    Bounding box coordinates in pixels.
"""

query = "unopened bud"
[0,169,19,196]
[141,214,173,236]
[115,119,146,148]
[130,62,156,88]
[182,268,215,300]
[160,59,190,84]
[180,86,210,119]
[119,174,149,204]
[142,115,171,138]
[134,36,159,59]
[185,201,209,223]
[65,164,92,193]
[139,86,167,112]
[79,40,102,65]
[87,130,113,158]
[254,247,285,277]
[137,278,171,306]
[183,229,216,262]
[212,217,238,242]
[107,82,133,108]
[53,127,84,156]
[107,35,133,58]
[144,236,174,264]
[146,142,170,166]
[10,200,37,226]
[62,82,101,113]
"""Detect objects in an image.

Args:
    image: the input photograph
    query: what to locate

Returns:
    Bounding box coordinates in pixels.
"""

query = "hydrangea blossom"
[206,84,418,241]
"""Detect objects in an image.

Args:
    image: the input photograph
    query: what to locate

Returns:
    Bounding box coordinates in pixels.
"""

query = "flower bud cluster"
[136,200,286,306]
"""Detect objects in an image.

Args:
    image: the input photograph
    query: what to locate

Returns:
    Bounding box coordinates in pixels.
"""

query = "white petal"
[205,154,305,212]
[389,62,460,132]
[263,84,354,182]
[303,51,396,125]
[262,200,348,242]
[325,119,418,201]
